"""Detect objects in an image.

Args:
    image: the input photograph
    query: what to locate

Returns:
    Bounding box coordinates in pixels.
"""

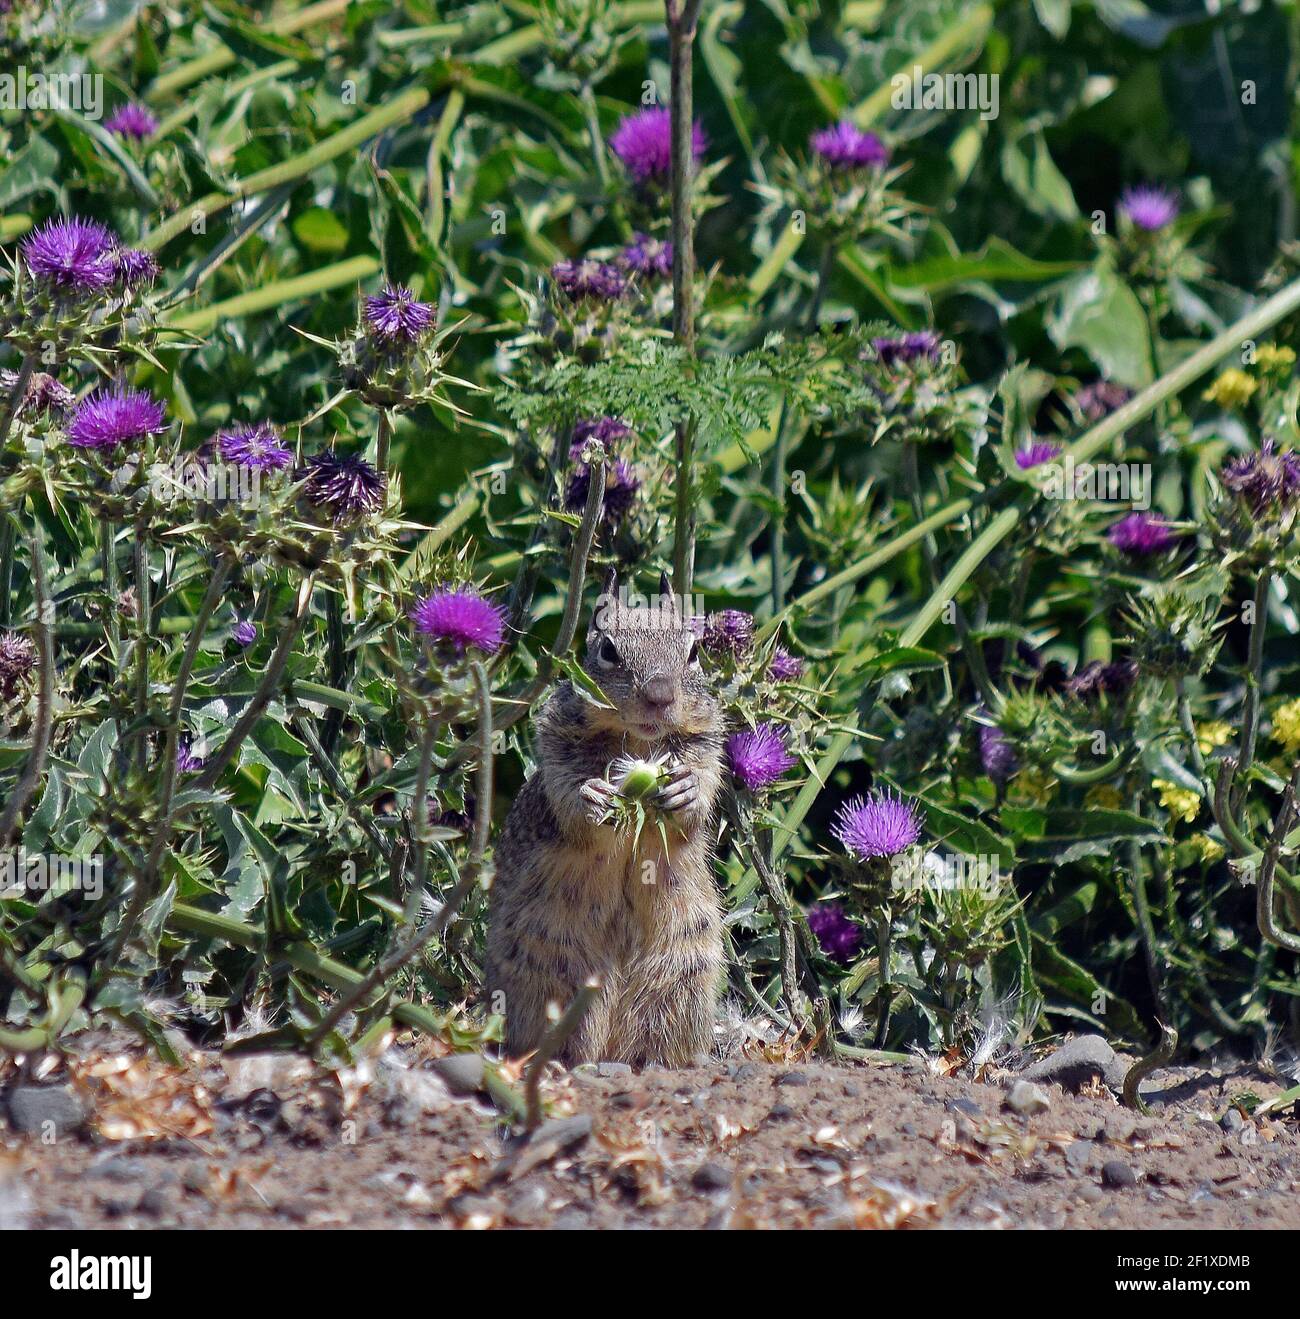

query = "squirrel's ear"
[600,566,618,601]
[658,569,672,600]
[590,566,618,642]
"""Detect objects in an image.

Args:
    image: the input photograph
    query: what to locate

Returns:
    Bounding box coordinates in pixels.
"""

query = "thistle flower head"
[810,121,890,170]
[609,107,705,184]
[0,370,73,417]
[1065,658,1139,701]
[0,630,37,697]
[726,723,797,791]
[769,647,804,681]
[832,790,922,861]
[551,258,627,302]
[702,609,754,659]
[1119,184,1179,232]
[113,248,160,289]
[105,102,158,141]
[568,415,631,462]
[978,720,1018,782]
[21,216,119,293]
[217,423,294,472]
[409,585,507,655]
[176,741,205,773]
[873,330,940,368]
[806,902,863,963]
[1108,510,1176,556]
[1075,379,1130,422]
[363,284,435,345]
[233,620,257,648]
[66,387,167,451]
[299,450,386,519]
[619,232,673,277]
[1014,440,1062,470]
[565,456,640,524]
[1221,439,1300,515]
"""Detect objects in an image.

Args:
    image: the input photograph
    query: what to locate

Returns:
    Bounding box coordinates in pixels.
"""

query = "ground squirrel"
[486,569,725,1067]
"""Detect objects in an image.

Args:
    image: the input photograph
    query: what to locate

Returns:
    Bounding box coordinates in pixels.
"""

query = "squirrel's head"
[582,568,716,740]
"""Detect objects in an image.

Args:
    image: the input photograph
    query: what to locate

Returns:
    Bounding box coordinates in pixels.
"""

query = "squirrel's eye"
[598,636,621,666]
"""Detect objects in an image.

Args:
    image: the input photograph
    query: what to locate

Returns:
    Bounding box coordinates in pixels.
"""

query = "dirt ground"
[3,1034,1299,1230]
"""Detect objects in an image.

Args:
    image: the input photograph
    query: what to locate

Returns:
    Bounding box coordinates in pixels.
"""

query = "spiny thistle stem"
[195,574,317,791]
[114,557,234,964]
[0,530,54,851]
[524,978,602,1128]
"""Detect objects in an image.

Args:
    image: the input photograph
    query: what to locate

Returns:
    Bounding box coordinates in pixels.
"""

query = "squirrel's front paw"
[579,777,618,825]
[653,763,699,815]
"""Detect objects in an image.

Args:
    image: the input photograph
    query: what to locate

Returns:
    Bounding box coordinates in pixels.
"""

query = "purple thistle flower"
[769,647,804,681]
[21,216,119,294]
[702,609,754,659]
[832,790,922,861]
[233,620,257,648]
[1108,510,1176,557]
[1221,439,1300,515]
[619,232,673,277]
[0,370,74,417]
[113,248,160,289]
[1119,185,1179,232]
[0,630,37,698]
[565,456,640,524]
[105,102,158,141]
[806,902,863,964]
[568,415,632,462]
[1065,659,1139,701]
[726,723,797,791]
[873,330,940,368]
[65,387,167,451]
[176,741,205,773]
[810,121,890,170]
[217,423,294,472]
[608,107,706,185]
[1075,379,1131,423]
[409,586,507,655]
[978,720,1018,782]
[1014,440,1062,470]
[299,451,386,519]
[551,258,627,302]
[363,284,435,345]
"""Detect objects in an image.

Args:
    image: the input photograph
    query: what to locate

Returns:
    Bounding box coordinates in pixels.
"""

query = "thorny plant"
[1,0,1299,1113]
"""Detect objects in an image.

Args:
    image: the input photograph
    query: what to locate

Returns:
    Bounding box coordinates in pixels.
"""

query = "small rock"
[136,1188,168,1217]
[774,1070,809,1087]
[1220,1109,1246,1133]
[1064,1141,1094,1174]
[449,1191,505,1225]
[428,1053,485,1096]
[733,1063,760,1083]
[1104,1114,1137,1144]
[89,1155,153,1182]
[276,1197,314,1223]
[1078,1184,1103,1203]
[1102,1160,1137,1189]
[767,1103,794,1122]
[1022,1035,1118,1092]
[691,1161,732,1192]
[596,1061,632,1078]
[1004,1080,1051,1117]
[945,1097,982,1119]
[6,1085,86,1138]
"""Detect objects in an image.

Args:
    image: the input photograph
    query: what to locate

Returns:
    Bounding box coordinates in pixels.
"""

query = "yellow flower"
[1153,778,1200,825]
[1084,784,1123,811]
[1254,343,1296,373]
[1271,697,1300,755]
[1191,833,1225,863]
[1009,768,1056,806]
[1202,368,1257,409]
[1195,721,1233,757]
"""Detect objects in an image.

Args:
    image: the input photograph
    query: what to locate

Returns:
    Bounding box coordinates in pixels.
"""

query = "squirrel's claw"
[580,776,618,824]
[654,764,699,814]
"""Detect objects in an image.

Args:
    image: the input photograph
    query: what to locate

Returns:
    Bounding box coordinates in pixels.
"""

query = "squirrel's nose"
[642,676,675,708]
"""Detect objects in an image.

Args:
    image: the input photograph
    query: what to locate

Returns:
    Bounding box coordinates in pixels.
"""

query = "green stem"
[1235,571,1270,800]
